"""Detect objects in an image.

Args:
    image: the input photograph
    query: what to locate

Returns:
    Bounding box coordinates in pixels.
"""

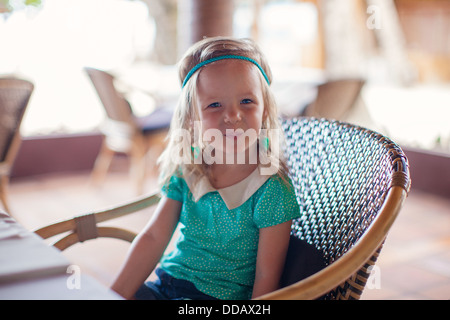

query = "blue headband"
[182,54,270,88]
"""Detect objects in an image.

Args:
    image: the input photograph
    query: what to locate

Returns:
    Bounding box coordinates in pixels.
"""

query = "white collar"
[183,166,271,210]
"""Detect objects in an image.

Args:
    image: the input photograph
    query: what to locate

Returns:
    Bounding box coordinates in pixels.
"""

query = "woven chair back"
[282,117,410,299]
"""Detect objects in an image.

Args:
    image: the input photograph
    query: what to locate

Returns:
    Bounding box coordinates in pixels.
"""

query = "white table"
[0,273,121,300]
[0,211,122,300]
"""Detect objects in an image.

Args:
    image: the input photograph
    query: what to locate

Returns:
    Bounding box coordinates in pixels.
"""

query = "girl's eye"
[207,102,221,108]
[241,99,253,104]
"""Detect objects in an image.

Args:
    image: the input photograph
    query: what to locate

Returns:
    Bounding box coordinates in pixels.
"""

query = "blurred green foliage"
[0,0,42,12]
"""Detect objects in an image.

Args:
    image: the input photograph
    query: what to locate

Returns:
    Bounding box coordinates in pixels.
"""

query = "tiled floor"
[360,189,450,299]
[5,169,450,300]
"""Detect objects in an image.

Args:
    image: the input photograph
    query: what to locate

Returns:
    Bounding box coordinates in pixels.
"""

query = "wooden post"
[318,0,368,79]
[178,0,234,57]
[365,0,416,84]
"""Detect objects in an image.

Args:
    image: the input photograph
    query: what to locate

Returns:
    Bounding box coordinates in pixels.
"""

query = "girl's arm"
[252,220,292,299]
[110,196,181,299]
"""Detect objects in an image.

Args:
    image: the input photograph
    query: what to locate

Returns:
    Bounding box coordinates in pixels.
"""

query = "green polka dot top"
[159,167,301,300]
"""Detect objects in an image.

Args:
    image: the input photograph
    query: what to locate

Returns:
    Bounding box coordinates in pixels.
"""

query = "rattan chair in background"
[35,117,410,300]
[84,67,173,194]
[0,77,34,215]
[302,79,365,121]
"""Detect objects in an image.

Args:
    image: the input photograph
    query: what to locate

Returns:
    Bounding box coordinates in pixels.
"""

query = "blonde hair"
[158,36,289,188]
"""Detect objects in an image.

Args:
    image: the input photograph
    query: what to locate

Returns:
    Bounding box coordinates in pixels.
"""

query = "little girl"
[111,36,301,300]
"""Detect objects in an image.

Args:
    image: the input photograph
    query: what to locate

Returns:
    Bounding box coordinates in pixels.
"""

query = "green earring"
[261,136,269,150]
[191,145,201,159]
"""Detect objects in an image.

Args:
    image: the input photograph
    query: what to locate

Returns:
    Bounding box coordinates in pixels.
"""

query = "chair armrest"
[34,192,161,240]
[52,227,138,251]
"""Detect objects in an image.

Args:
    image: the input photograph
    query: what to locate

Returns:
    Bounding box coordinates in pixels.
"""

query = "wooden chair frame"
[35,193,160,251]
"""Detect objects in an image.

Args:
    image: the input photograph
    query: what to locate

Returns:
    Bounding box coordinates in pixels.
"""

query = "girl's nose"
[224,104,242,124]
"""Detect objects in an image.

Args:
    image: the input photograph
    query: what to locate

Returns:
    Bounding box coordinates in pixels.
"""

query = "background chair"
[0,77,34,215]
[84,67,173,194]
[302,78,365,121]
[35,117,410,300]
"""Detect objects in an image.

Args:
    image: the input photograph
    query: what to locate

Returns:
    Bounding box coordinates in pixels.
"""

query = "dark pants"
[134,268,218,300]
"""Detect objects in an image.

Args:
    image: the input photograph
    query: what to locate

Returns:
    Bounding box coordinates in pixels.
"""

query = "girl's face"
[195,60,266,157]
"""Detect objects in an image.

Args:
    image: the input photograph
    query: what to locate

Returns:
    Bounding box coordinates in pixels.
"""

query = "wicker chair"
[259,117,410,299]
[84,67,172,194]
[0,78,34,214]
[35,117,410,300]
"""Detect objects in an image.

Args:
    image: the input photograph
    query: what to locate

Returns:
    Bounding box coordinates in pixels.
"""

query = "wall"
[11,133,103,179]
